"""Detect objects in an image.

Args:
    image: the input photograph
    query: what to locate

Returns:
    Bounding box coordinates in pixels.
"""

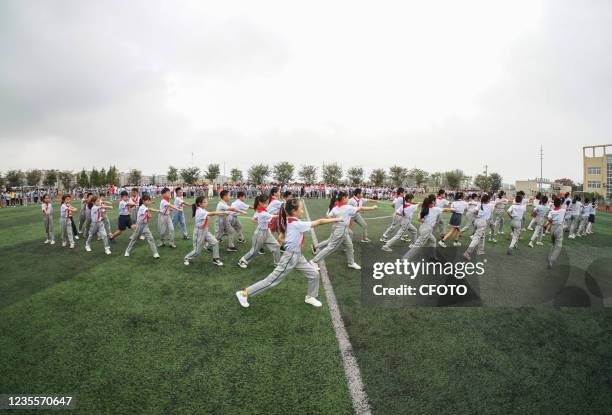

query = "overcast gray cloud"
[1,0,611,183]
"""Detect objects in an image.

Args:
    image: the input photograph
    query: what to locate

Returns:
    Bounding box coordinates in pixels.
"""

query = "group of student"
[39,185,599,308]
[379,188,598,269]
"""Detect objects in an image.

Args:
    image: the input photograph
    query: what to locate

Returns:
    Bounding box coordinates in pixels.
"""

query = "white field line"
[303,200,372,415]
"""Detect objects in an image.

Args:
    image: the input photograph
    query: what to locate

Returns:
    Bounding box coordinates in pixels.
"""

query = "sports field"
[1,198,611,414]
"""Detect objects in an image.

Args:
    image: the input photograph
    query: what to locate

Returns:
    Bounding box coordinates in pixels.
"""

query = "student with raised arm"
[236,197,342,308]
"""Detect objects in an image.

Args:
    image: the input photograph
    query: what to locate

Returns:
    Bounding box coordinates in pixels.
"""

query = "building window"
[588,167,601,175]
[588,181,601,189]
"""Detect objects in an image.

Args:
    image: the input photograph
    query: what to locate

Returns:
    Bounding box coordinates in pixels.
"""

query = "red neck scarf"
[335,201,347,207]
[257,207,267,213]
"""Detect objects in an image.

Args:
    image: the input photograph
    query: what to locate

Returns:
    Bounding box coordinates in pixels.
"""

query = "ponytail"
[420,194,436,219]
[328,191,338,212]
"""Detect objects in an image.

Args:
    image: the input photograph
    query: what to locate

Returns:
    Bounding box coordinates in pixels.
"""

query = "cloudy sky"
[1,0,611,183]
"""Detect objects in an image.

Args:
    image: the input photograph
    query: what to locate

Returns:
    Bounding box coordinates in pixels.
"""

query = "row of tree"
[1,163,511,192]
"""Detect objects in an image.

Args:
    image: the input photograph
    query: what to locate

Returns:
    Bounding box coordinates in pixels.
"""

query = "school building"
[583,144,612,199]
[514,180,572,197]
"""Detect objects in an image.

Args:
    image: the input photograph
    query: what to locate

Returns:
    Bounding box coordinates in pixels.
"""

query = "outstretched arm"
[311,217,343,228]
[357,205,378,212]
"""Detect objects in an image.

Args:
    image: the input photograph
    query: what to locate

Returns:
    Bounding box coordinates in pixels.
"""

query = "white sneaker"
[310,261,320,271]
[236,291,250,308]
[536,241,544,246]
[379,237,388,243]
[528,241,534,248]
[105,248,112,255]
[238,259,248,269]
[50,240,55,245]
[124,252,130,257]
[69,244,75,249]
[347,263,361,270]
[74,235,80,240]
[491,239,497,243]
[438,240,447,248]
[527,227,534,231]
[44,239,50,244]
[453,241,461,247]
[140,235,145,240]
[153,253,160,259]
[85,245,92,252]
[184,260,189,266]
[381,246,392,252]
[305,296,322,307]
[62,242,67,247]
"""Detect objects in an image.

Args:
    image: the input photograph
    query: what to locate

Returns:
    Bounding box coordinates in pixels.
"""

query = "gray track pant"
[241,229,280,264]
[382,215,403,239]
[490,210,504,237]
[577,216,588,235]
[60,218,74,245]
[569,216,580,235]
[352,213,368,239]
[246,251,320,298]
[508,218,522,249]
[216,216,235,247]
[402,222,436,262]
[312,225,355,265]
[230,216,244,240]
[87,222,110,249]
[158,214,175,244]
[530,218,546,242]
[548,223,564,264]
[125,223,158,255]
[185,227,219,261]
[465,218,487,255]
[384,218,417,248]
[43,215,54,241]
[172,211,188,237]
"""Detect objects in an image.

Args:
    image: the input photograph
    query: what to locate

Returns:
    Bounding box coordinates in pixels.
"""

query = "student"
[214,190,247,252]
[576,198,591,237]
[586,200,597,235]
[129,187,144,240]
[60,194,77,248]
[506,194,527,255]
[311,191,378,270]
[78,193,91,236]
[528,196,551,247]
[489,190,508,242]
[568,196,582,239]
[184,196,231,267]
[235,197,342,308]
[124,195,160,258]
[229,191,250,243]
[459,193,478,235]
[109,190,136,240]
[381,193,418,251]
[439,191,468,247]
[85,196,112,255]
[238,195,281,269]
[563,199,573,231]
[463,193,499,260]
[433,189,450,238]
[158,187,177,248]
[172,187,192,240]
[41,193,55,245]
[402,194,452,262]
[380,187,405,242]
[79,192,93,238]
[526,193,542,231]
[266,187,284,234]
[98,193,113,238]
[348,188,371,243]
[546,197,567,268]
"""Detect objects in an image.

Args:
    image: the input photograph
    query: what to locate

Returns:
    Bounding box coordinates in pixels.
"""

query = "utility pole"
[484,165,488,178]
[539,145,544,191]
[191,152,194,167]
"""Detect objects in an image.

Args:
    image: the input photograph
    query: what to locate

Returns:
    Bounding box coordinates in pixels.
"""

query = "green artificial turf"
[0,199,352,415]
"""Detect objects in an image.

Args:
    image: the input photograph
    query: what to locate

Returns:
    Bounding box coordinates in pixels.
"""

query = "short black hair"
[161,187,170,195]
[120,190,128,197]
[220,190,229,198]
[237,191,245,198]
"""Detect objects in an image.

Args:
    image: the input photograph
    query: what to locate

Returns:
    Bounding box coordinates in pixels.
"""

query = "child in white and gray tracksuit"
[229,192,250,243]
[124,196,160,258]
[402,195,449,262]
[158,188,177,248]
[547,198,567,268]
[506,195,527,254]
[348,188,370,242]
[529,197,551,247]
[172,189,190,239]
[381,189,405,241]
[382,194,418,251]
[464,194,496,260]
[184,196,229,267]
[238,195,281,268]
[215,190,240,251]
[41,194,55,244]
[312,192,377,270]
[235,198,342,309]
[60,195,77,248]
[85,197,112,254]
